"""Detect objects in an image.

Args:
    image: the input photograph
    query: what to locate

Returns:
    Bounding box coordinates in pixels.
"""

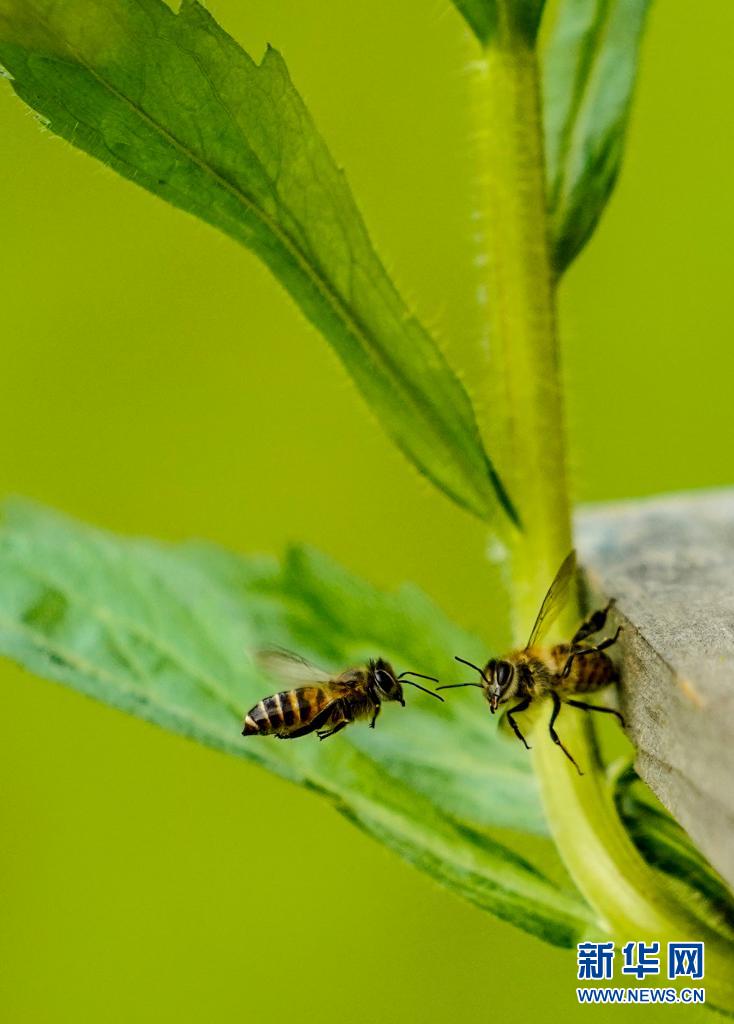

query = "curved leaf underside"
[0,0,516,526]
[543,0,653,273]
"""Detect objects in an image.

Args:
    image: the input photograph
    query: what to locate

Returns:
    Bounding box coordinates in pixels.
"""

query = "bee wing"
[525,550,578,649]
[256,647,333,686]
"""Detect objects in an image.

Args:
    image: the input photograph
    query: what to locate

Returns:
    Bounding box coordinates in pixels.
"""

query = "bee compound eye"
[375,669,390,687]
[495,661,513,689]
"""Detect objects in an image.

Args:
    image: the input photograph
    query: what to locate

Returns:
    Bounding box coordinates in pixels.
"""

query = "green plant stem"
[472,11,572,639]
[532,715,734,1010]
[473,6,734,1009]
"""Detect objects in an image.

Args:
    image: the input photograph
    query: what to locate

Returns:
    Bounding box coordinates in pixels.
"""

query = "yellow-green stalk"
[473,2,734,1010]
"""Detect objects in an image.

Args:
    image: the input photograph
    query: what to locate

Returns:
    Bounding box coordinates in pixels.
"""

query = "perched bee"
[438,551,624,774]
[242,651,443,741]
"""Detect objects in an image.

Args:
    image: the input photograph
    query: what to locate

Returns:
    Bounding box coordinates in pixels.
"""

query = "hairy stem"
[473,5,734,1010]
[472,11,572,639]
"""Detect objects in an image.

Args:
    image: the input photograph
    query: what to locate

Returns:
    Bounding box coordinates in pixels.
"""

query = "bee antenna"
[435,682,483,691]
[398,671,439,683]
[400,678,445,702]
[453,656,491,683]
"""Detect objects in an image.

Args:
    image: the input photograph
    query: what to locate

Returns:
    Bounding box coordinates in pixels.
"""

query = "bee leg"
[506,697,532,750]
[571,600,616,645]
[280,703,336,739]
[594,626,623,652]
[369,703,381,729]
[566,698,625,728]
[549,691,583,775]
[317,699,353,740]
[317,720,349,741]
[562,626,623,678]
[561,645,591,679]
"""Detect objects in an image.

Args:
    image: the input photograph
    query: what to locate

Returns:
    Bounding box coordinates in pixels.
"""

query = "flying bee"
[242,651,443,741]
[438,551,624,775]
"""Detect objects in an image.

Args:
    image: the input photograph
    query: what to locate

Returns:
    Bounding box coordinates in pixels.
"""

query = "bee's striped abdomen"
[552,645,617,694]
[243,686,330,737]
[573,652,617,693]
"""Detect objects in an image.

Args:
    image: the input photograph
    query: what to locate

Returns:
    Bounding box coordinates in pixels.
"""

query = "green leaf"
[614,768,734,937]
[0,0,516,527]
[451,0,497,44]
[451,0,545,46]
[543,0,652,272]
[0,500,595,946]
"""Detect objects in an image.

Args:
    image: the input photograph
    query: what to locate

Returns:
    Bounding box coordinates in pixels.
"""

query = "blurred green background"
[1,1,732,1021]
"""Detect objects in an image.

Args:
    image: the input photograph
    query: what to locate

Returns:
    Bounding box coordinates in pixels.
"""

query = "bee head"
[369,660,443,706]
[485,659,515,713]
[370,659,405,705]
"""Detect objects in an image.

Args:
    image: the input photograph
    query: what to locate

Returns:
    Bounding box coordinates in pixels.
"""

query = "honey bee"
[438,551,624,774]
[242,651,443,741]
